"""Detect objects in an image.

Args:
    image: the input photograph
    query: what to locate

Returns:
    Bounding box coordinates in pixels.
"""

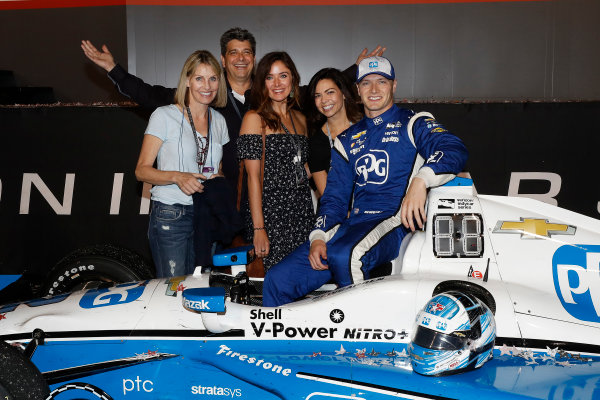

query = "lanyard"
[186,106,211,168]
[325,121,333,148]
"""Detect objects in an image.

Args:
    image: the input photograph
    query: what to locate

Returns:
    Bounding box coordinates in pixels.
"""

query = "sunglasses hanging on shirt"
[186,106,213,174]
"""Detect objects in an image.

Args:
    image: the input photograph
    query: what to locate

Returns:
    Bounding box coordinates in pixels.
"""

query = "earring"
[289,89,295,99]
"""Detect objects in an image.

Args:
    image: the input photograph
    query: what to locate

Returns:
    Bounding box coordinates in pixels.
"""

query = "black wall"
[0,106,150,275]
[0,6,128,103]
[1,103,598,277]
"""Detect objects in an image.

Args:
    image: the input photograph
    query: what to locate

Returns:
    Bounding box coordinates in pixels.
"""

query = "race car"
[1,177,599,400]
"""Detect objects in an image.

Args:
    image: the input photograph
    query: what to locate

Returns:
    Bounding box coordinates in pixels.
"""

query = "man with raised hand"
[82,27,256,190]
[82,30,384,193]
[263,56,468,307]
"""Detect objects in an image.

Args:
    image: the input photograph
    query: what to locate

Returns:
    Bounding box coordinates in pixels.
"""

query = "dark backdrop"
[0,102,597,277]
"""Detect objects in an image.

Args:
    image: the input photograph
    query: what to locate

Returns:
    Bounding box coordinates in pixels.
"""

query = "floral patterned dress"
[238,133,315,270]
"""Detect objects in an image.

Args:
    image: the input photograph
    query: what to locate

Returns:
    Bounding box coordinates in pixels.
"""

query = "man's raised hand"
[81,40,116,72]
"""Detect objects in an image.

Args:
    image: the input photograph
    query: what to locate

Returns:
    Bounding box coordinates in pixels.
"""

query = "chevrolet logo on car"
[493,218,576,239]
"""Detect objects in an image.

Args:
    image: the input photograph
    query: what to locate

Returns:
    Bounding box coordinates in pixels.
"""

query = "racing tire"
[0,341,49,400]
[432,280,496,314]
[43,244,155,296]
[46,382,114,400]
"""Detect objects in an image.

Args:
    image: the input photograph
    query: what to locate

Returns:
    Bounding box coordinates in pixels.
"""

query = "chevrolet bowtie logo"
[493,218,576,239]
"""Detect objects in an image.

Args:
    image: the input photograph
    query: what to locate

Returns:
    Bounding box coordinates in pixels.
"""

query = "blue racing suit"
[263,105,468,306]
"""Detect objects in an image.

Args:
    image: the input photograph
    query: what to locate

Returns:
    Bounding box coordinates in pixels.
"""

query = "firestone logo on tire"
[48,264,96,295]
[552,245,600,323]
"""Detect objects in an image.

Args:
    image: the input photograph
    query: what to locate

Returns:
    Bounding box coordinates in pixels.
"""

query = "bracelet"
[253,227,265,231]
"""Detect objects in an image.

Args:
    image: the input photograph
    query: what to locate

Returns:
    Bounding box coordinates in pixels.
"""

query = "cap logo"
[357,56,395,83]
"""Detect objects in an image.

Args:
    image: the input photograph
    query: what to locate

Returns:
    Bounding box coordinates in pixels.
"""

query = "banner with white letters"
[0,103,597,277]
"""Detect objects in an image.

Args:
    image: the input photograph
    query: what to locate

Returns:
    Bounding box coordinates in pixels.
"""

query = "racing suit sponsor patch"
[350,145,365,155]
[351,138,366,148]
[427,151,444,163]
[355,150,389,186]
[314,215,326,229]
[351,130,366,140]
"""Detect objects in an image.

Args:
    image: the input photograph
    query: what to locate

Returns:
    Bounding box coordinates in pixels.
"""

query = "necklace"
[280,110,297,135]
[280,112,306,188]
[186,106,211,169]
[280,112,301,164]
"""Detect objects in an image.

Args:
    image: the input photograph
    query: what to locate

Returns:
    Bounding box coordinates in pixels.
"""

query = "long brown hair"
[250,51,301,131]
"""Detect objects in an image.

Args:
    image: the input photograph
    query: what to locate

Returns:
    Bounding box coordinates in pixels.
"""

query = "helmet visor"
[413,325,467,351]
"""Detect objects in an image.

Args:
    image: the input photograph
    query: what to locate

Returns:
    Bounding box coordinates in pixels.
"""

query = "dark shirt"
[308,125,332,174]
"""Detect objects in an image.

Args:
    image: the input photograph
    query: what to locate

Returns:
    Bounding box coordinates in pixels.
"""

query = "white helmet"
[409,291,496,376]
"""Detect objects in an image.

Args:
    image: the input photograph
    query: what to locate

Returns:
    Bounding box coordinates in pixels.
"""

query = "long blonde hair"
[174,50,227,108]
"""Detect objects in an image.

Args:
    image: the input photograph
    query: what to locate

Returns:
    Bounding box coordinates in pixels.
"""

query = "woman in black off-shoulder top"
[237,52,314,271]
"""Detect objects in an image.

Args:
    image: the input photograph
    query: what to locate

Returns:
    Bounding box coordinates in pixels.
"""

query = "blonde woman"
[135,50,228,277]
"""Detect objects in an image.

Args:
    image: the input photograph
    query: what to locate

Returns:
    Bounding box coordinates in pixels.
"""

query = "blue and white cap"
[356,56,395,83]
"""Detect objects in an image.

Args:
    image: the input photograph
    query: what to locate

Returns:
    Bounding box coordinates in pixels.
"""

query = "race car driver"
[262,56,468,307]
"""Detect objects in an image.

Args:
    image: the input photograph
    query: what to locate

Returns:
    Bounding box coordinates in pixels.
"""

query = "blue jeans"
[148,201,195,278]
